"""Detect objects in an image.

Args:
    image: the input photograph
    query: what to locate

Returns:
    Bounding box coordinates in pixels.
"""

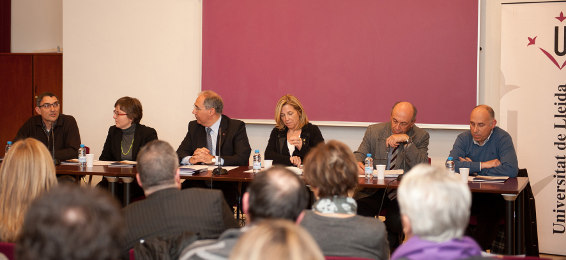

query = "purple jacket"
[392,236,482,260]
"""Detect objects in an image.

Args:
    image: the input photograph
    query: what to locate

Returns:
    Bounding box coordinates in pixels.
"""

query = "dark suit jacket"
[264,122,324,166]
[14,114,81,160]
[99,124,158,161]
[122,188,239,254]
[176,115,251,166]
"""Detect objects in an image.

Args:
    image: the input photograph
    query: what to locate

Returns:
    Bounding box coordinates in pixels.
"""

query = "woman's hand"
[289,136,303,151]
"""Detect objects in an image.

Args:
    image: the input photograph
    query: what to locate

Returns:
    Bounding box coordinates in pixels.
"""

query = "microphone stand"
[212,128,227,175]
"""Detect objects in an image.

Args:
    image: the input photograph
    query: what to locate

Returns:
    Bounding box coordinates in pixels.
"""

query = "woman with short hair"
[300,140,389,259]
[392,164,482,260]
[265,95,324,167]
[0,138,57,242]
[98,97,158,203]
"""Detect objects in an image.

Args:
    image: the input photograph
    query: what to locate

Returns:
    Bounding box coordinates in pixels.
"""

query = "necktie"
[388,146,399,170]
[206,127,213,153]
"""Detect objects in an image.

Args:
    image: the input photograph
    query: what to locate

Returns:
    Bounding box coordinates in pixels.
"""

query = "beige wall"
[10,0,519,166]
[11,0,62,52]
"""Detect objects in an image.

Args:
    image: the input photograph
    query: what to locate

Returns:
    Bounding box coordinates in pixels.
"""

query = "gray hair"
[398,164,471,242]
[200,90,224,114]
[136,140,179,188]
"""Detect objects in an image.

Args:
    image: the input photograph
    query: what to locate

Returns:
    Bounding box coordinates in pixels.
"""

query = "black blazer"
[176,114,251,166]
[122,188,238,254]
[264,122,324,166]
[99,124,158,161]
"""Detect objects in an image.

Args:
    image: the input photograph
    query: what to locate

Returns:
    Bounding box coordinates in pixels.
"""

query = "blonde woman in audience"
[391,164,482,260]
[230,219,324,260]
[0,138,57,242]
[300,140,389,259]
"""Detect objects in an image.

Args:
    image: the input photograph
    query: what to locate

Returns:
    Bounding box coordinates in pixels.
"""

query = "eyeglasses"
[113,110,128,116]
[193,105,209,111]
[38,102,60,109]
[392,118,410,127]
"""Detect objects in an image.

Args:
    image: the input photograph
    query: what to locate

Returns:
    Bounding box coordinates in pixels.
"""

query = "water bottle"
[5,141,12,155]
[78,144,87,168]
[445,157,455,174]
[253,149,261,173]
[364,153,373,179]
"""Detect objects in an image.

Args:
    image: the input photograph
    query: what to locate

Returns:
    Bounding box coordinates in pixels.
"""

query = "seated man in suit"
[353,101,430,251]
[122,140,238,255]
[177,90,252,206]
[16,185,124,260]
[179,166,310,260]
[14,92,81,162]
[448,104,519,252]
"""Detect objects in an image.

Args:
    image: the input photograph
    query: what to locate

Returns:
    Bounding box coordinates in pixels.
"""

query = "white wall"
[10,0,517,167]
[11,0,62,52]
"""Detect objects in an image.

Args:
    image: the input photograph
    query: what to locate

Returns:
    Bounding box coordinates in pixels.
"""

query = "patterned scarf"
[312,196,357,214]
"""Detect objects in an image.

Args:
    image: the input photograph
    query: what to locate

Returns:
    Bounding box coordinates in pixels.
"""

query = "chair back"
[0,242,15,260]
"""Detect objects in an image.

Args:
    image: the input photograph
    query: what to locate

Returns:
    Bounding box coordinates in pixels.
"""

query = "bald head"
[245,167,308,222]
[390,102,417,134]
[469,105,497,145]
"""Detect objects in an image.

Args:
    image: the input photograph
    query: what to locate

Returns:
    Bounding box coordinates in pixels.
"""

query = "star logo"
[527,11,566,70]
[527,36,537,46]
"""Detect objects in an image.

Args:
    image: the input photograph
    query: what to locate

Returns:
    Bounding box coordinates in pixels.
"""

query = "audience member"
[16,185,124,260]
[14,92,81,161]
[392,164,482,260]
[122,140,238,255]
[230,219,324,260]
[354,101,429,250]
[265,94,324,166]
[180,166,309,260]
[0,138,57,242]
[300,140,389,259]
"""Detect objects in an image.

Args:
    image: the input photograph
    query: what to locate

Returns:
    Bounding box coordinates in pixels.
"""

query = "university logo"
[528,11,566,70]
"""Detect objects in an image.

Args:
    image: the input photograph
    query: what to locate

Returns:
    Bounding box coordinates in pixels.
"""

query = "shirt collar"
[473,129,494,147]
[209,116,222,134]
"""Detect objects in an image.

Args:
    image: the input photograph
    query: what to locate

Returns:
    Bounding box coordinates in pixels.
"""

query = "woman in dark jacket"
[265,95,324,167]
[98,96,157,204]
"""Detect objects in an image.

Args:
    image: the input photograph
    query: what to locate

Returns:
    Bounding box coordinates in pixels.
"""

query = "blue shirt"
[448,127,518,177]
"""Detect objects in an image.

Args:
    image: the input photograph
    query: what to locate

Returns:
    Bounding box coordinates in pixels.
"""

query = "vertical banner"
[500,2,566,255]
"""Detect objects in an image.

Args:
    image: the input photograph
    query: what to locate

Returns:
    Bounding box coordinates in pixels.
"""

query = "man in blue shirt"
[448,105,519,252]
[449,104,518,177]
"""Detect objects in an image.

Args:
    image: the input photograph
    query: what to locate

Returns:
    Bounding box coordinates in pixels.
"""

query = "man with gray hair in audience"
[121,140,238,255]
[391,164,482,260]
[179,166,310,260]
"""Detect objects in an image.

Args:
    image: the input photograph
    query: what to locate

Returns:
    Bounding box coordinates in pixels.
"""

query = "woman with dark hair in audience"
[265,95,324,167]
[98,96,157,203]
[0,138,57,242]
[299,140,389,259]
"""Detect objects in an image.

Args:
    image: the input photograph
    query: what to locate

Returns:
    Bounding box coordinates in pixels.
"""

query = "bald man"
[353,101,430,251]
[448,105,518,177]
[354,101,429,172]
[448,105,519,251]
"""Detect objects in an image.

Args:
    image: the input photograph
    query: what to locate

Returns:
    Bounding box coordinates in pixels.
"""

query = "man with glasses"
[177,90,251,206]
[14,92,81,161]
[353,101,430,251]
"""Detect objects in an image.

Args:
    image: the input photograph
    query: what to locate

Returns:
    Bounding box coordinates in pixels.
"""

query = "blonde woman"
[230,219,324,260]
[0,138,57,242]
[265,95,324,167]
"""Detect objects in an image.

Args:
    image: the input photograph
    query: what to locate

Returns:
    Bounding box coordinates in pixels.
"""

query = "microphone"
[212,128,227,175]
